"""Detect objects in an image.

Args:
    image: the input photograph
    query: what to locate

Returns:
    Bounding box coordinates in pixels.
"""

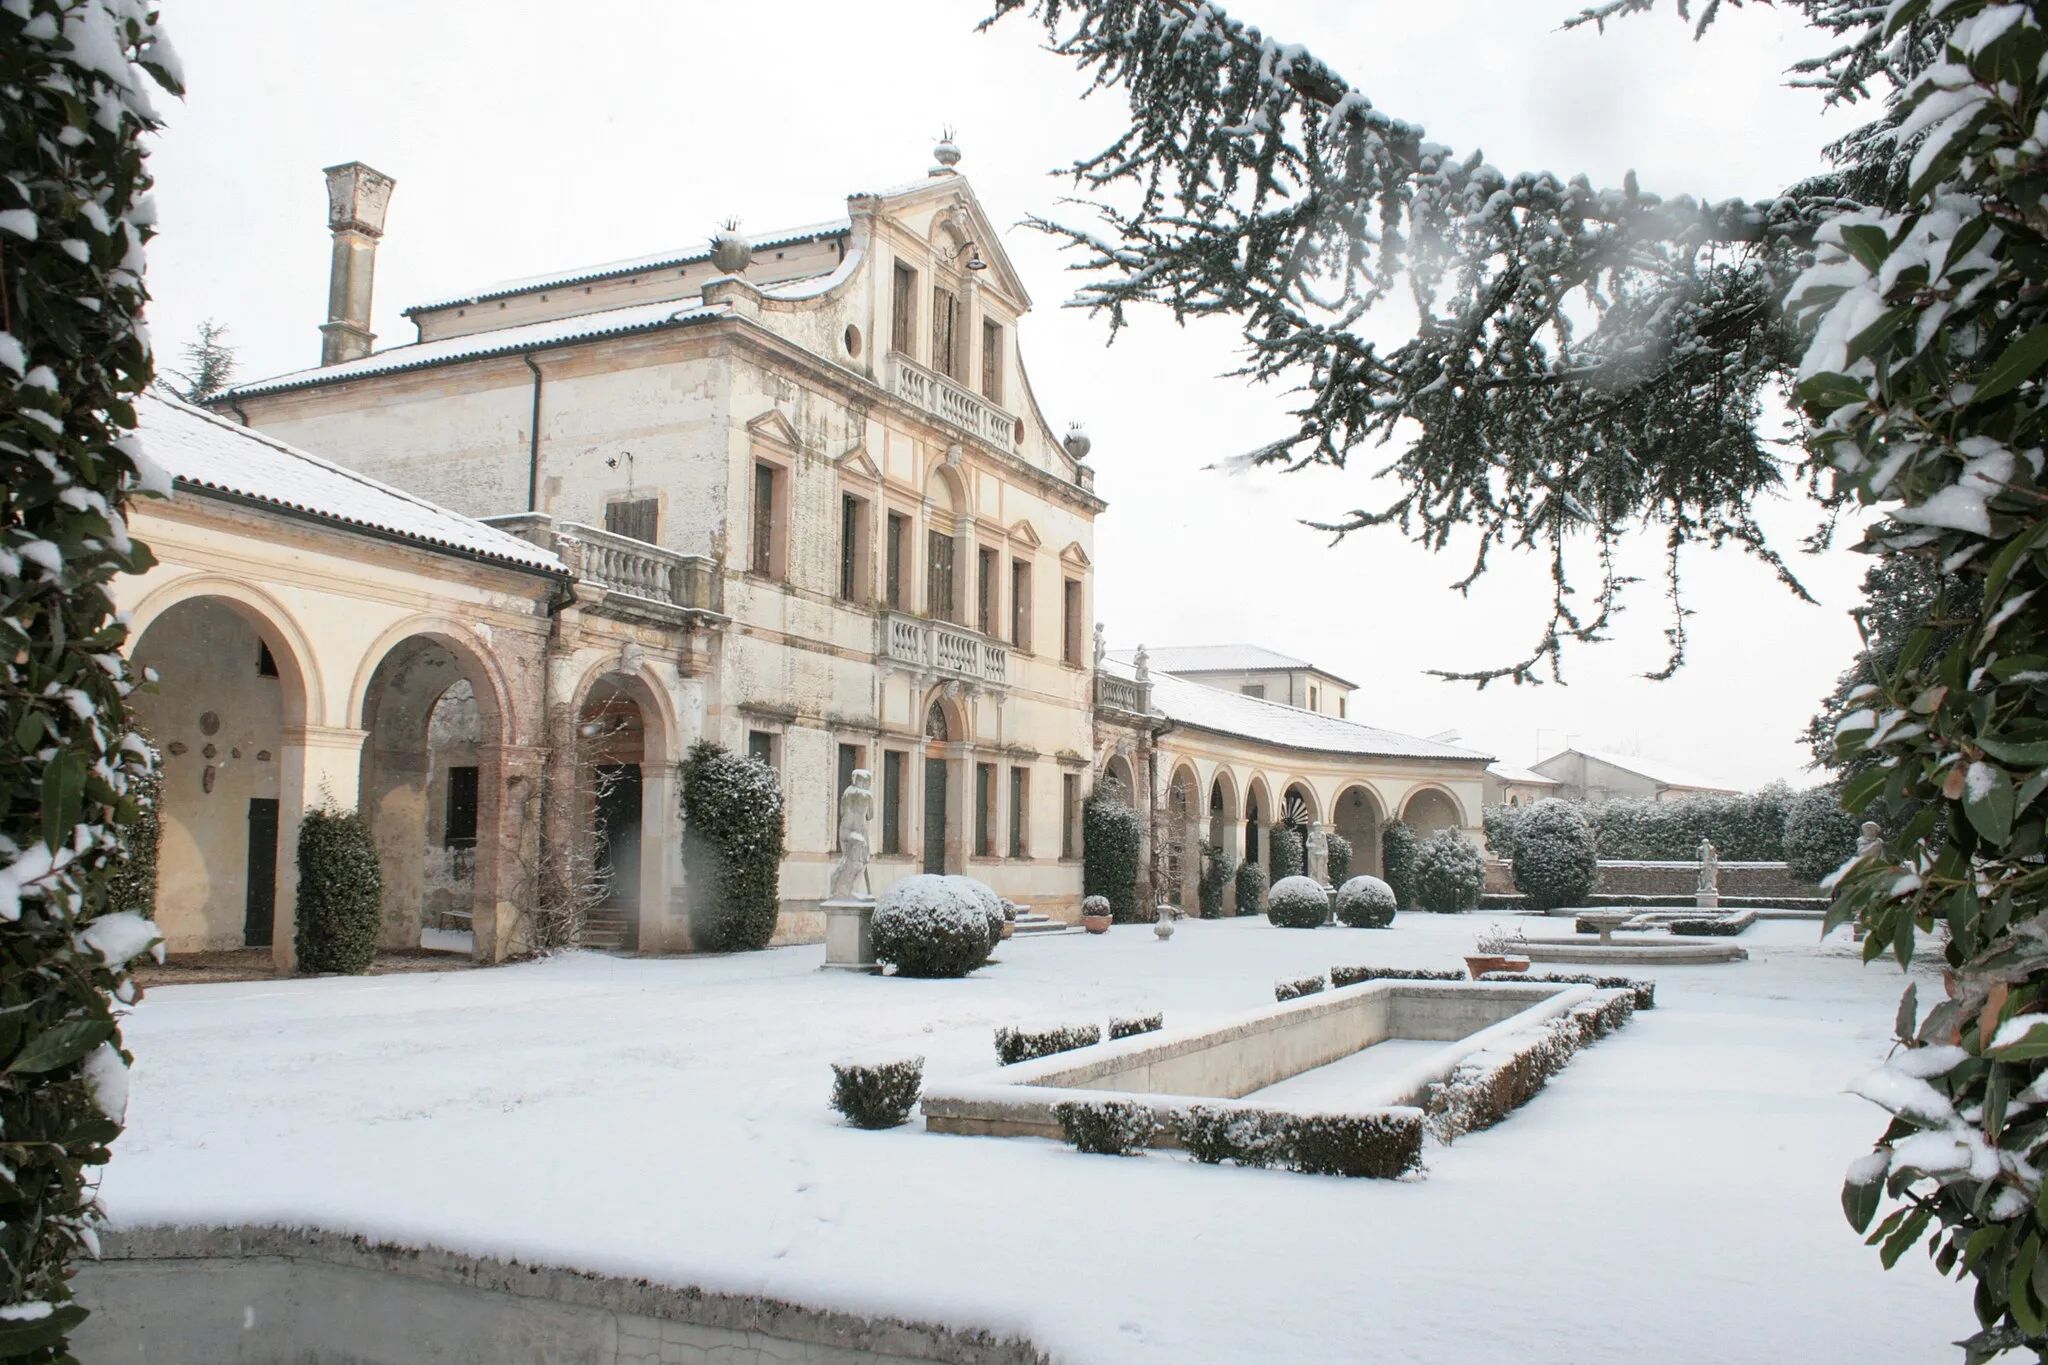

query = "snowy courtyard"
[103,914,1968,1364]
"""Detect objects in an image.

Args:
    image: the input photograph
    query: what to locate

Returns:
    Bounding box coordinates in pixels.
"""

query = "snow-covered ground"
[104,914,1966,1364]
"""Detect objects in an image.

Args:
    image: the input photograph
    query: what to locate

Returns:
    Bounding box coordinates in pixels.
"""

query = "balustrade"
[886,353,1017,453]
[881,611,1010,688]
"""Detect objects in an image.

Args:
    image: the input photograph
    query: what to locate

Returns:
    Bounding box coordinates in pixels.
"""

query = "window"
[1062,773,1080,859]
[257,640,279,678]
[747,730,777,769]
[1062,577,1083,665]
[604,496,659,545]
[1310,685,1321,712]
[444,765,479,848]
[882,751,904,855]
[1241,684,1266,700]
[928,530,957,623]
[839,494,868,602]
[1010,560,1031,650]
[834,743,863,850]
[891,263,917,353]
[751,462,780,577]
[932,286,960,379]
[1339,696,1347,719]
[981,320,1004,402]
[975,762,996,858]
[886,512,907,608]
[1009,766,1028,858]
[977,546,998,636]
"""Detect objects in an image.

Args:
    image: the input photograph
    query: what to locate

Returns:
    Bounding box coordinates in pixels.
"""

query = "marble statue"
[1306,822,1330,886]
[1696,839,1719,898]
[1858,820,1883,861]
[829,769,874,900]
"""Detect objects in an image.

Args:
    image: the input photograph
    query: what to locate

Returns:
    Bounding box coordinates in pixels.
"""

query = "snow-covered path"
[103,914,1965,1364]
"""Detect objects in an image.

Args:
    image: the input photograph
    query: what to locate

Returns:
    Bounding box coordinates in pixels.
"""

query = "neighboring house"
[217,145,1100,938]
[1092,651,1492,913]
[1484,762,1563,808]
[1109,644,1356,717]
[1529,747,1739,803]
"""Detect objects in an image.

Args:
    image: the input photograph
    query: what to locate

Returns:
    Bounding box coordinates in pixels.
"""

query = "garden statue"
[829,769,874,900]
[1695,837,1720,909]
[1857,820,1883,861]
[1306,822,1330,887]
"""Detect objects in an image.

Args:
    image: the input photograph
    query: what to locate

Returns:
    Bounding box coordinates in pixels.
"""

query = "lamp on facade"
[962,241,988,272]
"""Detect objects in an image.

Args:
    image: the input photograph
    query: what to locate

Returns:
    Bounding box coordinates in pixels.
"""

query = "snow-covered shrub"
[1275,974,1325,1002]
[295,807,382,974]
[105,732,160,918]
[1482,804,1526,862]
[1176,1105,1288,1167]
[1782,784,1860,885]
[1426,991,1635,1142]
[1473,922,1528,955]
[680,740,785,952]
[994,1021,1100,1065]
[1109,1012,1162,1040]
[1477,971,1657,1011]
[944,875,1005,963]
[1285,1111,1425,1178]
[1083,790,1143,922]
[1380,821,1419,907]
[1269,825,1304,880]
[1508,799,1598,912]
[1667,910,1757,936]
[1082,894,1111,919]
[1054,1098,1156,1155]
[1334,875,1396,928]
[1583,785,1795,862]
[1411,830,1484,912]
[1325,832,1353,887]
[1267,875,1329,928]
[1233,861,1268,916]
[1197,843,1234,918]
[871,876,989,979]
[828,1055,923,1129]
[1330,965,1467,987]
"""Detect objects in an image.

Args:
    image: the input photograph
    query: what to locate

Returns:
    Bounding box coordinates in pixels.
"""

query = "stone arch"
[1401,784,1466,836]
[569,661,681,952]
[348,615,515,746]
[1243,775,1272,873]
[1163,761,1201,911]
[1334,783,1386,879]
[923,459,971,521]
[128,592,314,956]
[1207,767,1239,845]
[1101,752,1136,804]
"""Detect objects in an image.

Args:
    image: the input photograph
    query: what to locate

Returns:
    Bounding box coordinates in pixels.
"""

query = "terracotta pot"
[1082,915,1112,935]
[1464,954,1527,980]
[1000,921,1015,940]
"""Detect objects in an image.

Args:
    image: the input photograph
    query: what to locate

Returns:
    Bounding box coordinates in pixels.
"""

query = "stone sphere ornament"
[1062,423,1092,462]
[710,219,752,275]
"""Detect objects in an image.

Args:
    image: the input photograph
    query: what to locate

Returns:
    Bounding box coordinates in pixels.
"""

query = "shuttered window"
[604,497,659,545]
[891,263,917,353]
[932,286,959,379]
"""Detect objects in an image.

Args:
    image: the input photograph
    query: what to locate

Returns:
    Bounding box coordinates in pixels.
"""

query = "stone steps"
[583,907,632,952]
[1010,911,1077,937]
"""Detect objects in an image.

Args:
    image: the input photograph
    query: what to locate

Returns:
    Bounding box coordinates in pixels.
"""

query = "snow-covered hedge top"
[874,875,985,935]
[947,876,1003,919]
[1269,876,1329,910]
[1335,875,1396,910]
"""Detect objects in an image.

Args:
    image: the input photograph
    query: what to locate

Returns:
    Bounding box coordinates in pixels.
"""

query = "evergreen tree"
[0,4,180,1356]
[983,0,2048,1350]
[165,318,235,404]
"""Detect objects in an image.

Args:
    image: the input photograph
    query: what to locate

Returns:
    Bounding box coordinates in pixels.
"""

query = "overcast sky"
[143,0,1870,792]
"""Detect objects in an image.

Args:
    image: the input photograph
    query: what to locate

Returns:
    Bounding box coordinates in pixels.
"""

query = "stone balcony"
[880,611,1010,689]
[1093,672,1152,719]
[886,353,1020,455]
[485,514,722,625]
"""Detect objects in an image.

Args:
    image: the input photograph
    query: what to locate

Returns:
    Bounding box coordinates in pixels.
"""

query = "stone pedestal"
[821,898,880,972]
[1695,892,1720,911]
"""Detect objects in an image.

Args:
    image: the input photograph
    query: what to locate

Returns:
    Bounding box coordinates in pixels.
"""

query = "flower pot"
[1464,953,1528,980]
[1082,915,1112,935]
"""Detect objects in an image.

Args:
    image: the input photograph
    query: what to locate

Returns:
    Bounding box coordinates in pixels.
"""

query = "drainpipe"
[228,395,251,427]
[523,352,544,512]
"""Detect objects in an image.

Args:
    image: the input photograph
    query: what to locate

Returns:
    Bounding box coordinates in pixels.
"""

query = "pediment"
[837,444,883,483]
[868,177,1033,313]
[1007,519,1042,548]
[1059,540,1091,568]
[746,408,805,452]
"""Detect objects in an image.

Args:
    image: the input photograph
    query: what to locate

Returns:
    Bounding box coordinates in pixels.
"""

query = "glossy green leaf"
[1967,763,2019,845]
[1971,324,2048,404]
[7,1017,112,1075]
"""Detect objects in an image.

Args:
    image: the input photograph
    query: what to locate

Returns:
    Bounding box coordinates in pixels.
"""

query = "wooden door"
[923,757,948,875]
[244,798,278,947]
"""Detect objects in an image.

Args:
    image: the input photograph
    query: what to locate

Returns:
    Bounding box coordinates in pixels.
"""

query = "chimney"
[320,161,395,366]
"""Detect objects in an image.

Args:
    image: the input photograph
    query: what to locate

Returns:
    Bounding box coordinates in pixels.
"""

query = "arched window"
[925,702,949,742]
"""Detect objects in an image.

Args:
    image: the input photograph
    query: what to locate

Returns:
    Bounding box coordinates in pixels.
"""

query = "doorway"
[244,798,278,947]
[923,757,948,874]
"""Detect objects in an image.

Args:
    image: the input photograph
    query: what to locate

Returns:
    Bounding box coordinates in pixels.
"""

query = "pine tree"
[166,318,235,404]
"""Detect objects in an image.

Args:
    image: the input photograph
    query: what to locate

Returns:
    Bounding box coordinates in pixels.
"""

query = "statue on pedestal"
[1857,820,1883,861]
[829,770,874,901]
[1306,822,1330,887]
[1696,838,1720,907]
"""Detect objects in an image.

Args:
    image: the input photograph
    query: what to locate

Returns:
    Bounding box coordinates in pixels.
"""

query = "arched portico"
[570,662,680,952]
[1243,775,1272,874]
[1402,784,1465,836]
[1335,783,1386,877]
[1163,762,1200,910]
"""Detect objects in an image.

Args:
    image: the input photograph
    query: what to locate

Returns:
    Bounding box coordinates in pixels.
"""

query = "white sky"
[143,0,1870,792]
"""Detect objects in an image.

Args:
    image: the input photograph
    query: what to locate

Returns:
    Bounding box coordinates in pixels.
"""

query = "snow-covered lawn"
[105,913,1965,1364]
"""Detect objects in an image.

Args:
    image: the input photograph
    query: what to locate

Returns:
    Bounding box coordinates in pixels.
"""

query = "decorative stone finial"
[710,218,752,275]
[1063,422,1092,462]
[931,128,962,176]
[1133,644,1150,683]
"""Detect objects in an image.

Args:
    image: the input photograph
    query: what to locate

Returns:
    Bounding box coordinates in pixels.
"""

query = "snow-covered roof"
[1109,644,1358,684]
[1539,747,1737,794]
[227,298,730,397]
[402,218,852,315]
[1105,658,1490,763]
[135,393,565,575]
[1486,762,1562,787]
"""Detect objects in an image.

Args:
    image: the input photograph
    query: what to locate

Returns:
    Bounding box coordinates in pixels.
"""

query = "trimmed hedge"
[1331,965,1466,987]
[105,736,160,918]
[1381,821,1419,908]
[1109,1012,1163,1040]
[295,807,382,975]
[1269,825,1304,880]
[872,875,989,978]
[1233,861,1268,917]
[1783,783,1861,885]
[1426,991,1635,1142]
[1477,970,1657,1010]
[1509,799,1599,912]
[1275,974,1326,1001]
[829,1056,923,1129]
[1412,830,1484,912]
[1173,1105,1423,1177]
[1054,1098,1156,1155]
[995,1022,1101,1064]
[946,875,1006,964]
[1668,909,1758,937]
[680,741,785,952]
[1178,1105,1288,1167]
[1198,843,1234,919]
[1325,832,1353,887]
[1334,875,1397,928]
[1267,875,1329,928]
[1083,791,1144,922]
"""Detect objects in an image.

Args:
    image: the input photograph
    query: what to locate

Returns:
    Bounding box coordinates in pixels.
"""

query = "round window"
[844,324,863,359]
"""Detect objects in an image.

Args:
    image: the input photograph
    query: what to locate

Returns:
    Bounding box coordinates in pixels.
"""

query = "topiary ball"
[873,875,990,978]
[1508,798,1598,912]
[944,875,1006,962]
[1083,894,1111,918]
[1334,875,1398,928]
[1267,875,1330,929]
